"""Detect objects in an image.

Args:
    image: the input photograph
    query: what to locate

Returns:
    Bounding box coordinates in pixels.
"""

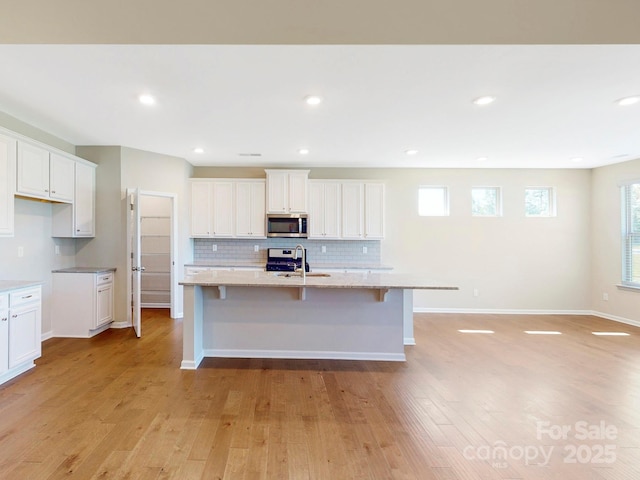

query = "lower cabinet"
[52,270,115,337]
[0,284,42,386]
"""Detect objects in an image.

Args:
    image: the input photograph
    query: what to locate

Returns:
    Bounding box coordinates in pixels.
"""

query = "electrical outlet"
[212,244,217,252]
[362,246,368,254]
[473,289,479,297]
[254,245,259,252]
[603,293,609,301]
[55,245,60,255]
[18,246,24,257]
[321,245,326,253]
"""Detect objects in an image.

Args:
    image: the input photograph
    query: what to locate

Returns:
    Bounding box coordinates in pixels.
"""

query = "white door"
[129,188,142,337]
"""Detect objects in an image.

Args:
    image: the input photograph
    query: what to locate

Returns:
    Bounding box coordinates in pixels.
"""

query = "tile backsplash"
[193,238,381,265]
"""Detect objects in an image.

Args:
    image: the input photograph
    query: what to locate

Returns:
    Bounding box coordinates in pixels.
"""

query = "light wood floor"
[1,311,639,479]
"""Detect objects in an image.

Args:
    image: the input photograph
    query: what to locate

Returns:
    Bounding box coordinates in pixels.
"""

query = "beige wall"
[194,166,593,312]
[591,158,640,324]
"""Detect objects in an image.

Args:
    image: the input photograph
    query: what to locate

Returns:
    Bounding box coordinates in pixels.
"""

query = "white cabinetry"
[265,169,309,213]
[0,285,42,386]
[0,133,16,236]
[52,270,115,337]
[309,181,341,239]
[190,180,234,238]
[341,182,385,240]
[51,161,96,237]
[16,142,74,203]
[235,180,266,238]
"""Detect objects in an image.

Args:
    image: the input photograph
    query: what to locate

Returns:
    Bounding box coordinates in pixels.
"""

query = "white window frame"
[621,181,640,288]
[418,186,449,216]
[471,186,502,217]
[525,186,556,217]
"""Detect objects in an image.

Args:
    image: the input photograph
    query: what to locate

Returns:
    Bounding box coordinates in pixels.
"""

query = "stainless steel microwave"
[266,214,308,238]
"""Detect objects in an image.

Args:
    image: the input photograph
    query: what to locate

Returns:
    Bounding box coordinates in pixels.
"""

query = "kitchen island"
[179,270,457,368]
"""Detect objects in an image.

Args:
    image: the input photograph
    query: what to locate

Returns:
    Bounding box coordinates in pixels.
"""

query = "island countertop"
[180,269,458,291]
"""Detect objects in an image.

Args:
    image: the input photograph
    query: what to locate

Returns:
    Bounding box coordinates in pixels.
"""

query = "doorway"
[126,189,178,337]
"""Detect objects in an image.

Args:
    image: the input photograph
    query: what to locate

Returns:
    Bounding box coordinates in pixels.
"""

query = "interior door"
[129,188,142,337]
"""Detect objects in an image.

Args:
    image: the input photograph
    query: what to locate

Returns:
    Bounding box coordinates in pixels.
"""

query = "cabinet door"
[74,162,95,236]
[323,182,341,238]
[341,182,364,239]
[16,141,50,199]
[0,306,8,375]
[250,181,266,237]
[8,304,41,368]
[288,171,308,213]
[0,134,16,236]
[308,182,325,238]
[266,170,288,213]
[236,181,265,237]
[212,181,234,237]
[190,182,212,237]
[96,283,113,328]
[49,153,75,202]
[364,183,385,239]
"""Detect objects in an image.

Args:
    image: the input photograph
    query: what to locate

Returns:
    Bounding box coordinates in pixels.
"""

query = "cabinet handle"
[21,295,33,299]
[52,190,56,193]
[1,317,7,322]
[45,189,49,192]
[102,276,110,281]
[12,314,17,318]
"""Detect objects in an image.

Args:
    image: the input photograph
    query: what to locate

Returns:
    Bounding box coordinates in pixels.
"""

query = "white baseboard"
[41,330,53,341]
[202,349,406,362]
[591,311,640,328]
[109,321,131,329]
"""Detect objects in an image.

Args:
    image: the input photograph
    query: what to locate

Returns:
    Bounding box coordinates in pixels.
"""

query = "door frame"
[126,189,179,331]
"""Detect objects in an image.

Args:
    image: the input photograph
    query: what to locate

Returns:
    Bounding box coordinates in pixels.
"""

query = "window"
[418,186,449,216]
[622,182,640,287]
[525,187,555,217]
[472,187,501,216]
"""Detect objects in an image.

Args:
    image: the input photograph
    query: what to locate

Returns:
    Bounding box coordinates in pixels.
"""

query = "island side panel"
[181,284,204,369]
[403,289,415,345]
[200,286,406,361]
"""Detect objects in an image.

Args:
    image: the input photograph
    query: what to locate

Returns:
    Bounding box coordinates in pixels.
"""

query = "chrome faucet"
[294,244,306,282]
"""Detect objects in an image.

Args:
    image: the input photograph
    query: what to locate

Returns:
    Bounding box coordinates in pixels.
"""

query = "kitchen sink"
[275,272,331,277]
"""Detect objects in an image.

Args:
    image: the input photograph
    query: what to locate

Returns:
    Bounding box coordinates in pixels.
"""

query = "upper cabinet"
[52,161,96,238]
[342,181,385,240]
[235,180,266,238]
[16,141,74,203]
[0,133,16,236]
[308,181,341,239]
[265,169,309,213]
[190,180,234,238]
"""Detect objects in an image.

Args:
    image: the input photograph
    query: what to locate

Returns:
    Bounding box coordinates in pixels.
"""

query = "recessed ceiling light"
[405,149,419,156]
[473,96,496,106]
[138,94,156,106]
[304,95,323,106]
[571,157,583,163]
[193,148,204,154]
[616,96,640,106]
[298,148,310,155]
[477,156,488,162]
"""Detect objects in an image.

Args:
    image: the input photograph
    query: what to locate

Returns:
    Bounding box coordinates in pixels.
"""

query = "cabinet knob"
[12,314,17,318]
[1,317,6,322]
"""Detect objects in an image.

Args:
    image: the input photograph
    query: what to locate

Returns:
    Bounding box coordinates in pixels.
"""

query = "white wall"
[591,157,640,324]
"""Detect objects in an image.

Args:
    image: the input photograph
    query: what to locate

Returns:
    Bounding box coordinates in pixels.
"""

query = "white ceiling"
[0,44,639,169]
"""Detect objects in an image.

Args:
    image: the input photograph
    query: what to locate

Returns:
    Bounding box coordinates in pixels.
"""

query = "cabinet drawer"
[9,287,41,307]
[0,293,7,310]
[97,272,114,285]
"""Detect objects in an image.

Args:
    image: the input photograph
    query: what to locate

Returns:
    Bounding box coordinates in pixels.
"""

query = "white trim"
[617,283,640,292]
[404,336,416,345]
[41,330,53,341]
[414,307,592,315]
[591,311,640,329]
[109,321,131,329]
[202,349,406,362]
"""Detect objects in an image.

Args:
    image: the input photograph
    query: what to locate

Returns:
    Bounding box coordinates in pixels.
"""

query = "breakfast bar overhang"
[180,271,458,369]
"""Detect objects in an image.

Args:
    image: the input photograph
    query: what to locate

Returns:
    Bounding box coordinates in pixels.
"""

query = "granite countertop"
[0,280,43,293]
[52,267,117,274]
[184,262,393,271]
[180,269,458,291]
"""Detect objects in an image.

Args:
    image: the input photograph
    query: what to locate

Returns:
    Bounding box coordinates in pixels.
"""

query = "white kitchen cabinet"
[51,270,115,337]
[341,181,385,240]
[190,180,234,238]
[0,284,42,386]
[16,141,74,203]
[308,180,341,239]
[51,161,96,237]
[265,169,309,213]
[0,133,16,236]
[235,180,266,238]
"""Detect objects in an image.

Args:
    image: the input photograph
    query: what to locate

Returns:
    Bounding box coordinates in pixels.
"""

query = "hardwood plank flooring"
[1,310,639,479]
